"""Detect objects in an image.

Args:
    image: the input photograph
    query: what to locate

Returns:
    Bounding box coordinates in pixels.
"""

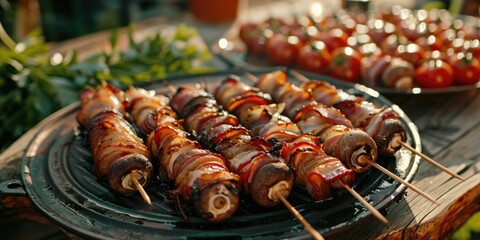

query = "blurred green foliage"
[452,211,480,240]
[0,23,214,151]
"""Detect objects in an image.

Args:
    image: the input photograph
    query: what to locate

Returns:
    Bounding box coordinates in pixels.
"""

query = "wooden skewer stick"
[289,69,311,83]
[365,159,438,204]
[130,172,152,205]
[289,69,464,181]
[274,191,325,240]
[337,180,389,224]
[99,78,108,87]
[397,140,464,181]
[244,72,258,83]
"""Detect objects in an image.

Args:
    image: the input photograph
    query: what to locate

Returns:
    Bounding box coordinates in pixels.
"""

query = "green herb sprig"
[0,23,215,151]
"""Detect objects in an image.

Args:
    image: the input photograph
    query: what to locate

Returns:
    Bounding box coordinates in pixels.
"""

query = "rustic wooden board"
[325,91,480,240]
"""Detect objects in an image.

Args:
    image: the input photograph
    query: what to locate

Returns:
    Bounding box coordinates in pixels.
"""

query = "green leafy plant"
[0,23,215,151]
[452,212,480,240]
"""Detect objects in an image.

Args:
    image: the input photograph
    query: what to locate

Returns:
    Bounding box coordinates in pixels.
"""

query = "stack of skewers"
[74,69,463,239]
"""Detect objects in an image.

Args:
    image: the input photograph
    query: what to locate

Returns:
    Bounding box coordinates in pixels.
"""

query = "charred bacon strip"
[125,88,179,137]
[77,85,153,196]
[213,77,355,201]
[171,85,294,208]
[300,80,407,156]
[125,87,240,223]
[296,73,464,181]
[256,71,378,173]
[76,85,126,126]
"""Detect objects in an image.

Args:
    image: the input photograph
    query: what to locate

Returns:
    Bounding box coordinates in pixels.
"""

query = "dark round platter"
[19,69,421,239]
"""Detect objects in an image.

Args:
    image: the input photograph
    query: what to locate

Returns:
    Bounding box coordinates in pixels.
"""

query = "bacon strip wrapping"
[125,87,240,223]
[77,85,153,195]
[76,85,126,126]
[171,85,294,207]
[256,71,378,173]
[213,76,355,201]
[300,80,407,156]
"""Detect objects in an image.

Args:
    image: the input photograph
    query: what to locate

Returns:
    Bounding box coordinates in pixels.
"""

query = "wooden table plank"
[1,1,479,239]
[368,91,480,240]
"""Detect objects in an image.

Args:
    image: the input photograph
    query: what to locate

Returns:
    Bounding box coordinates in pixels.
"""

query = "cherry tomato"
[447,52,480,85]
[328,47,362,83]
[357,43,382,57]
[367,18,396,45]
[415,35,444,52]
[395,43,426,67]
[318,28,348,52]
[466,39,480,61]
[379,5,405,24]
[320,14,339,29]
[263,17,289,33]
[450,38,467,52]
[288,25,313,44]
[296,41,331,73]
[398,20,428,41]
[464,25,480,40]
[244,28,273,56]
[438,29,457,49]
[265,33,301,66]
[380,34,409,56]
[415,59,454,88]
[239,22,259,43]
[335,17,357,36]
[424,9,451,31]
[348,34,381,57]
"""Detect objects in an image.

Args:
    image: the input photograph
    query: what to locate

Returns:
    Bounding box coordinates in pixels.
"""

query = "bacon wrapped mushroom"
[299,80,407,156]
[171,85,294,207]
[256,71,378,173]
[213,77,356,201]
[76,85,153,196]
[125,87,241,222]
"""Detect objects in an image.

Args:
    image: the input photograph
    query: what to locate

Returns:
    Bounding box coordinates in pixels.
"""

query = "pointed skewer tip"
[366,159,439,204]
[397,140,464,181]
[338,180,389,225]
[274,191,325,240]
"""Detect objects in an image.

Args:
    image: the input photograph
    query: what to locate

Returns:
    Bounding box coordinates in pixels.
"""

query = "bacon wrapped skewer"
[125,88,241,222]
[299,79,407,156]
[171,86,294,208]
[213,76,355,201]
[76,85,126,126]
[76,85,153,196]
[255,71,378,173]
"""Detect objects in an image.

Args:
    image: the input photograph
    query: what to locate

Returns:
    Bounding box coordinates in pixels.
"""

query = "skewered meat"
[76,85,126,126]
[125,87,241,222]
[125,87,179,137]
[76,85,153,195]
[213,76,355,201]
[171,85,294,207]
[299,79,407,156]
[85,111,153,195]
[256,71,378,173]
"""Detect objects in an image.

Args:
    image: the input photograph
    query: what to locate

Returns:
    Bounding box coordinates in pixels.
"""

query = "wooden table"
[1,1,479,239]
[336,91,480,240]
